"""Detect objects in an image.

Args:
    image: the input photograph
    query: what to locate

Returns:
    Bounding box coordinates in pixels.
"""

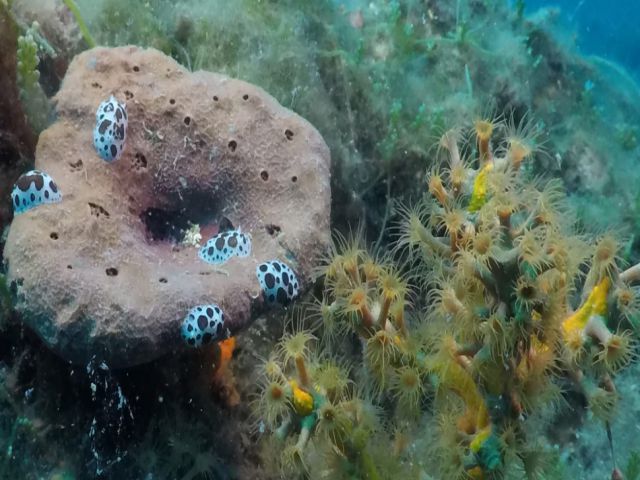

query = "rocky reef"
[4,46,331,367]
[1,1,640,479]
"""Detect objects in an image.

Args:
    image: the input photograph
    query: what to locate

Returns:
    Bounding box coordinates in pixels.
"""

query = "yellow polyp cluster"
[256,318,398,479]
[321,234,409,347]
[289,379,314,417]
[259,113,638,479]
[394,113,636,478]
[562,277,610,340]
[468,162,493,213]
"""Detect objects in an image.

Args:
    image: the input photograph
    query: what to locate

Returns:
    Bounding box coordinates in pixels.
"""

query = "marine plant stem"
[378,296,391,331]
[295,355,310,388]
[478,136,491,165]
[359,449,382,480]
[62,0,95,48]
[394,307,407,337]
[415,223,450,257]
[620,263,640,284]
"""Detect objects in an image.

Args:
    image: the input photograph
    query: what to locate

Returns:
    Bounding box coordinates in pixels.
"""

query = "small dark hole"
[291,175,298,183]
[159,277,168,283]
[265,224,281,236]
[50,232,59,240]
[260,170,269,181]
[169,98,175,105]
[133,66,140,72]
[285,129,294,140]
[106,268,118,277]
[242,94,249,100]
[213,95,219,101]
[89,202,110,218]
[228,140,237,152]
[69,159,83,171]
[91,82,102,89]
[67,265,73,270]
[124,90,134,100]
[134,152,147,168]
[183,116,191,126]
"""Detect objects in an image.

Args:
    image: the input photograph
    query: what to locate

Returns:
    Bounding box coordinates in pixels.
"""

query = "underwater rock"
[4,46,331,367]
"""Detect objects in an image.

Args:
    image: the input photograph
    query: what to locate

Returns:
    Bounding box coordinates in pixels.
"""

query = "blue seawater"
[518,0,640,80]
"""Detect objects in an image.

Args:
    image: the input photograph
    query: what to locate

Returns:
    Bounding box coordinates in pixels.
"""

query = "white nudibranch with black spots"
[256,260,300,305]
[198,218,251,265]
[181,304,229,348]
[11,170,62,214]
[93,95,127,162]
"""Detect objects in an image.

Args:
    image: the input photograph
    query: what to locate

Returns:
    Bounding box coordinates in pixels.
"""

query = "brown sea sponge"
[4,46,331,367]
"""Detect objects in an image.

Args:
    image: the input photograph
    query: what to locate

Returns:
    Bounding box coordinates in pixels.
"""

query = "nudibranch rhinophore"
[256,260,300,305]
[198,227,252,265]
[181,304,229,348]
[11,170,62,215]
[93,95,127,162]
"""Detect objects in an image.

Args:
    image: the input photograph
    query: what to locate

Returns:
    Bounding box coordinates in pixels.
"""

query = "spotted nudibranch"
[93,95,127,162]
[181,304,229,348]
[199,229,251,265]
[11,170,62,214]
[198,218,251,265]
[256,260,300,305]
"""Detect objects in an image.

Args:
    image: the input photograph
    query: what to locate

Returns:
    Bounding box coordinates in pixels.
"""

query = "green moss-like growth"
[16,25,53,134]
[62,0,95,48]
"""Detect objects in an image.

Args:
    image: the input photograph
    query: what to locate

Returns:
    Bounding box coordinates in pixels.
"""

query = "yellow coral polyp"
[289,380,314,417]
[429,173,448,205]
[469,162,494,213]
[562,277,610,338]
[469,426,492,454]
[430,336,489,435]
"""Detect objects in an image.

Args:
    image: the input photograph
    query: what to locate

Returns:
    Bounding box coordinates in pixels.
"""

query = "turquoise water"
[525,0,640,78]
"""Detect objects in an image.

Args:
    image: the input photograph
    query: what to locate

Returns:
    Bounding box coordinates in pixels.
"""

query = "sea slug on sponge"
[93,95,127,162]
[11,170,62,214]
[198,227,251,265]
[256,260,299,305]
[181,304,229,348]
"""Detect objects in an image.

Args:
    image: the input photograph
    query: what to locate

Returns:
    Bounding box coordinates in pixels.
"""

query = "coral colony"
[253,115,637,478]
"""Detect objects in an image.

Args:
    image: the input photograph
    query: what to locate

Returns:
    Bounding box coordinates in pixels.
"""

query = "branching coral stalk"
[396,113,634,477]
